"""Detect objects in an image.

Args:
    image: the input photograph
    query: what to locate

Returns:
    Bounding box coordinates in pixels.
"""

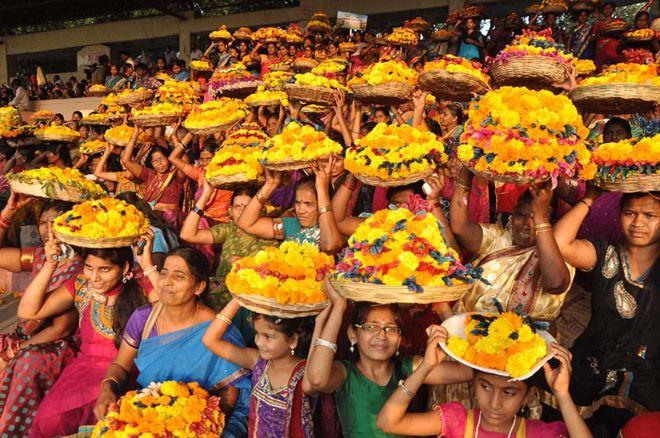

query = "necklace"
[475,412,517,438]
[622,249,651,285]
[157,302,199,335]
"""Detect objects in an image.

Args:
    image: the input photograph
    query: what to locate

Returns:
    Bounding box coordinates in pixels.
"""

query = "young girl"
[306,282,473,437]
[376,325,592,438]
[202,299,319,436]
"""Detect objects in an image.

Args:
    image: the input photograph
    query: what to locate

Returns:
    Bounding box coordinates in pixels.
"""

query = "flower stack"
[285,72,347,106]
[190,60,213,72]
[591,134,660,192]
[419,55,490,101]
[345,123,446,186]
[156,80,200,109]
[207,64,262,99]
[34,124,81,143]
[252,26,286,43]
[92,381,224,438]
[227,242,334,317]
[262,122,342,170]
[104,124,152,147]
[131,102,183,127]
[183,98,247,135]
[457,86,594,183]
[307,12,332,34]
[8,167,106,203]
[387,27,418,46]
[348,60,417,104]
[79,139,109,155]
[209,25,232,42]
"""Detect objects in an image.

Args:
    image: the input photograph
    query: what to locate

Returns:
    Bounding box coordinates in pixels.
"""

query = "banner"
[337,11,368,31]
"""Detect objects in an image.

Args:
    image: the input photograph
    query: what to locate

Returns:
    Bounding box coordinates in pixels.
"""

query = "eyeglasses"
[354,323,401,336]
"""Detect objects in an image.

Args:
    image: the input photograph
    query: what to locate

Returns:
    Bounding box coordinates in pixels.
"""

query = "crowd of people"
[0,2,657,438]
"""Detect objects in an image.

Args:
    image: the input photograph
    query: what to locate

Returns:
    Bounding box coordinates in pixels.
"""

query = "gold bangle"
[318,205,332,215]
[215,313,232,325]
[534,223,552,230]
[457,183,471,192]
[101,377,121,390]
[255,190,267,205]
[535,226,552,235]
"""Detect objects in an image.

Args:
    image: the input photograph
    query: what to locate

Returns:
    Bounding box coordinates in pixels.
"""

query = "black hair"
[386,181,424,203]
[231,186,257,205]
[81,247,147,348]
[634,11,650,21]
[603,117,632,138]
[373,107,391,121]
[135,63,148,71]
[72,111,83,119]
[11,79,20,87]
[251,314,315,357]
[515,189,558,221]
[99,55,110,65]
[145,146,170,170]
[621,192,660,210]
[602,1,616,11]
[295,175,317,199]
[165,246,211,302]
[39,199,72,221]
[346,302,403,362]
[444,102,465,125]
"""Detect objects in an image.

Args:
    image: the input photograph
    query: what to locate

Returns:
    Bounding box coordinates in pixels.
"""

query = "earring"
[290,347,295,356]
[121,276,127,284]
[349,342,355,353]
[396,349,400,356]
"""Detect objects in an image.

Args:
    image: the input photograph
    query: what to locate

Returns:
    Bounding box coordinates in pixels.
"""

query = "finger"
[48,223,54,242]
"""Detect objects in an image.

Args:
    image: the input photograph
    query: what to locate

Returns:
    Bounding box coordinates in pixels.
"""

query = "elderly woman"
[94,246,251,438]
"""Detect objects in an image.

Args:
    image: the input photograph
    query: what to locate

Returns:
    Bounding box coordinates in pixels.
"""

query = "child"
[376,325,592,438]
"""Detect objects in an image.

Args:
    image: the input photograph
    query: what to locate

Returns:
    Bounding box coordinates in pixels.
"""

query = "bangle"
[318,205,332,215]
[101,377,121,391]
[533,222,552,230]
[314,338,337,353]
[342,181,356,192]
[398,379,416,397]
[430,201,441,210]
[457,183,471,192]
[255,190,267,205]
[535,225,552,235]
[578,199,592,211]
[215,313,232,325]
[192,206,205,217]
[143,265,158,277]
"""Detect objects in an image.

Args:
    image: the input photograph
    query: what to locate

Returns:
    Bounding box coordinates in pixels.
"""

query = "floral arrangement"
[575,59,596,76]
[490,29,574,67]
[446,309,549,378]
[251,26,286,42]
[183,98,247,130]
[345,123,445,181]
[35,124,81,140]
[88,84,109,94]
[311,60,348,77]
[155,72,171,81]
[104,124,152,146]
[82,112,121,124]
[293,72,348,91]
[190,60,213,71]
[457,86,594,180]
[233,27,252,39]
[0,107,22,132]
[348,60,418,86]
[156,80,200,107]
[263,122,342,163]
[101,93,118,106]
[91,381,224,438]
[308,13,332,33]
[334,201,482,291]
[207,143,263,181]
[622,48,655,64]
[222,123,270,148]
[115,87,152,100]
[540,0,568,12]
[54,197,149,240]
[261,71,294,90]
[245,90,289,107]
[9,167,106,199]
[404,16,430,31]
[227,241,333,305]
[131,102,183,117]
[0,124,35,140]
[209,25,232,41]
[591,134,660,183]
[624,28,655,39]
[387,27,418,46]
[208,65,262,97]
[31,111,56,123]
[579,63,660,86]
[424,55,490,84]
[79,139,109,155]
[447,5,484,24]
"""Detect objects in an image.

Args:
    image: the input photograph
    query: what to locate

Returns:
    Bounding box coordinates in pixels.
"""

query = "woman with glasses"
[306,283,472,438]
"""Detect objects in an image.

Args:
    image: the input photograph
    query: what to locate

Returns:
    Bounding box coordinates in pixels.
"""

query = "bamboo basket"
[542,4,568,13]
[353,169,434,187]
[284,84,336,106]
[89,86,110,97]
[35,132,80,143]
[54,229,141,249]
[183,117,243,136]
[8,179,100,203]
[294,59,319,72]
[490,56,566,90]
[132,113,181,128]
[6,137,40,148]
[600,22,630,34]
[351,82,414,105]
[207,173,265,190]
[569,83,660,115]
[329,280,471,304]
[262,159,318,171]
[217,83,261,99]
[81,115,121,126]
[115,89,153,106]
[234,293,327,318]
[418,69,489,102]
[470,168,549,185]
[246,98,283,108]
[596,173,659,193]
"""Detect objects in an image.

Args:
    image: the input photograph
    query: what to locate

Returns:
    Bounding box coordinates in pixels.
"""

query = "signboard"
[337,11,368,31]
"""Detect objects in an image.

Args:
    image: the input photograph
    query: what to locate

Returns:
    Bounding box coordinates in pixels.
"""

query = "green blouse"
[335,357,413,438]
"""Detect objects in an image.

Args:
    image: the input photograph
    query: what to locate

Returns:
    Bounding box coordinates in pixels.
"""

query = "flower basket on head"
[88,84,110,97]
[600,20,630,35]
[104,124,152,147]
[209,25,233,42]
[330,280,471,304]
[8,167,106,203]
[262,122,342,170]
[131,103,183,127]
[351,82,414,105]
[34,125,81,143]
[206,131,265,189]
[294,58,319,72]
[624,29,655,42]
[284,84,336,106]
[114,88,153,106]
[570,1,596,11]
[348,60,417,105]
[591,135,660,193]
[183,98,247,135]
[419,56,490,101]
[81,113,121,126]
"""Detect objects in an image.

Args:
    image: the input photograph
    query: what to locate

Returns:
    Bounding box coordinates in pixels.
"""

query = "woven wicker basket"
[329,280,471,304]
[569,83,660,115]
[53,229,140,249]
[81,115,120,126]
[233,31,252,40]
[490,56,566,90]
[35,132,80,143]
[542,4,568,13]
[624,33,655,42]
[470,169,548,185]
[307,23,332,34]
[6,137,40,148]
[570,1,596,11]
[246,98,283,108]
[207,173,265,189]
[234,293,327,318]
[115,90,153,106]
[9,179,98,203]
[294,59,319,72]
[285,84,336,106]
[183,117,242,136]
[89,87,110,97]
[351,82,414,105]
[262,159,318,171]
[596,174,659,193]
[600,22,630,34]
[418,70,489,102]
[132,113,181,128]
[353,169,434,187]
[218,83,261,99]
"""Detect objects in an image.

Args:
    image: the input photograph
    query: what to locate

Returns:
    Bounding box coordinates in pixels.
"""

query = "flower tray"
[234,293,327,318]
[569,83,660,115]
[419,69,489,102]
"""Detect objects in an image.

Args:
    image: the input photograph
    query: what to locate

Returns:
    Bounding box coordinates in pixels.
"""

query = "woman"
[306,282,473,437]
[569,10,595,59]
[121,127,184,230]
[19,237,152,437]
[553,190,659,433]
[94,142,142,196]
[94,247,252,438]
[592,2,622,69]
[376,325,591,438]
[0,195,80,436]
[104,64,126,91]
[250,42,279,76]
[236,160,344,253]
[456,18,485,61]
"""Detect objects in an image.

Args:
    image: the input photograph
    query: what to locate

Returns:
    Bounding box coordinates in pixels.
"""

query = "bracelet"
[255,190,267,205]
[533,223,552,230]
[457,183,472,192]
[398,379,416,397]
[535,225,552,235]
[314,338,337,353]
[318,205,332,215]
[101,377,121,390]
[215,313,232,325]
[430,201,441,210]
[192,206,205,217]
[578,199,592,211]
[143,265,158,277]
[342,181,356,192]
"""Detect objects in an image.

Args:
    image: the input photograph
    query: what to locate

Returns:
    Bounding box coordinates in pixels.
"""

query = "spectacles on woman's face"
[355,323,401,336]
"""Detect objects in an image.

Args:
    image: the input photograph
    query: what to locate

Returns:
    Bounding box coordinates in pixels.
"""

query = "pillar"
[0,43,8,85]
[179,31,191,62]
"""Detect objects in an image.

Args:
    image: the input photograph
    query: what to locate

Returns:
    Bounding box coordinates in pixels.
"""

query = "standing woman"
[250,42,279,76]
[457,18,485,61]
[121,127,185,230]
[104,64,126,91]
[569,10,595,59]
[22,234,151,437]
[592,2,622,70]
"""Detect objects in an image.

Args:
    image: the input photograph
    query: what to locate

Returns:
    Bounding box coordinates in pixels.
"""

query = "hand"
[312,155,335,190]
[288,102,301,120]
[553,64,577,92]
[584,183,602,202]
[131,228,155,270]
[322,280,346,308]
[94,387,118,420]
[423,325,448,368]
[530,181,553,220]
[3,191,33,219]
[544,342,573,396]
[44,224,62,268]
[333,90,345,113]
[103,142,114,155]
[199,179,215,207]
[424,172,445,202]
[412,89,428,110]
[264,169,283,190]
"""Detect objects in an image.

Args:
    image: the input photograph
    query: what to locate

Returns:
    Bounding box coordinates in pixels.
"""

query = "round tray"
[353,169,434,187]
[329,279,470,304]
[470,168,548,185]
[217,83,261,99]
[207,173,265,190]
[624,34,655,42]
[246,98,283,108]
[8,178,100,203]
[89,87,110,97]
[54,229,141,249]
[351,82,414,105]
[595,173,659,193]
[6,137,40,148]
[234,293,327,318]
[132,113,181,128]
[183,118,243,136]
[35,132,80,143]
[419,69,489,102]
[490,56,567,90]
[115,90,153,106]
[569,83,660,115]
[81,115,121,126]
[285,84,336,106]
[262,159,317,171]
[600,22,630,35]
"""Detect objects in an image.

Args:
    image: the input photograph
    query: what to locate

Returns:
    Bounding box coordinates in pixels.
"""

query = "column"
[179,31,191,62]
[0,43,8,85]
